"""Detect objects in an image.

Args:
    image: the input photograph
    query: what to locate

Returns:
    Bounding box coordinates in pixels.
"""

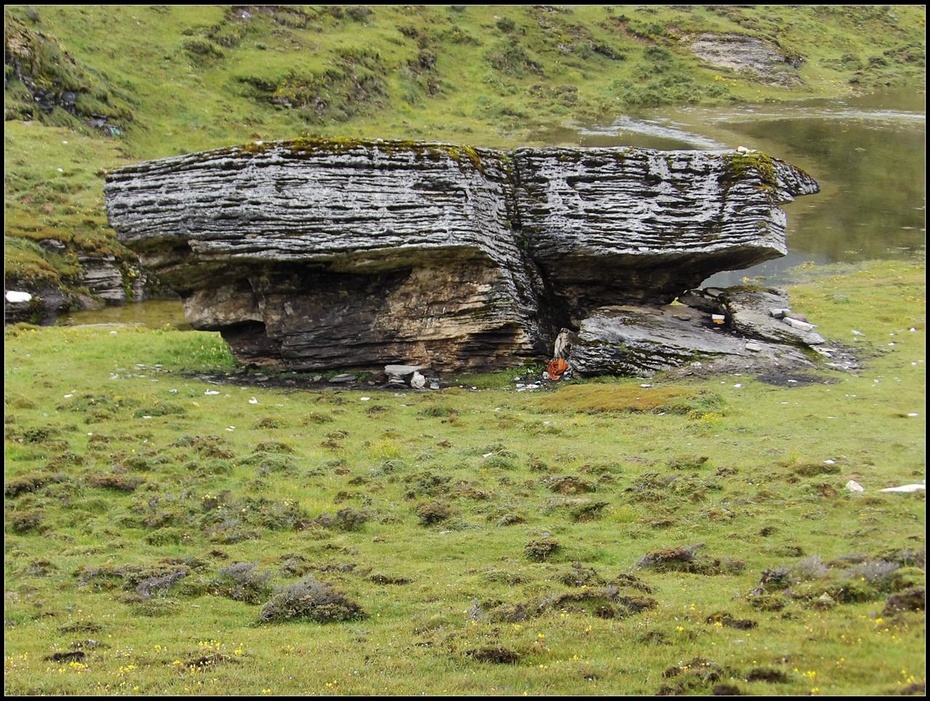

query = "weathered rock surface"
[107,140,549,372]
[684,33,804,87]
[559,286,836,379]
[104,137,821,376]
[511,147,817,320]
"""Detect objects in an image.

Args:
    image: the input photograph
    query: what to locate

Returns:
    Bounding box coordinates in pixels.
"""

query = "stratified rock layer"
[104,138,820,375]
[512,147,815,320]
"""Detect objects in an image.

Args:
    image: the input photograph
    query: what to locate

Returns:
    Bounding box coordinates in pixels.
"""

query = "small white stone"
[784,317,815,331]
[5,290,32,303]
[880,483,925,493]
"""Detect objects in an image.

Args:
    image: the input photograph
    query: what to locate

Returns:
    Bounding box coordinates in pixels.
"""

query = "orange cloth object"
[546,357,569,380]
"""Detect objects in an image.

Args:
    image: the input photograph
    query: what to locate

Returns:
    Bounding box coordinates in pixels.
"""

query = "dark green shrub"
[416,500,452,526]
[525,538,559,561]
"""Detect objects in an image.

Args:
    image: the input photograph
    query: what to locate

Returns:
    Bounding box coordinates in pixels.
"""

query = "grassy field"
[4,5,926,695]
[4,258,925,695]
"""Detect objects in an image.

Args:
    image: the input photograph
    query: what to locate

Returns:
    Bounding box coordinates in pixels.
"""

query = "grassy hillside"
[3,258,925,695]
[3,4,926,303]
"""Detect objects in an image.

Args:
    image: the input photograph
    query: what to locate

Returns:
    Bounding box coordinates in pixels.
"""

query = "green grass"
[4,258,925,695]
[3,5,926,294]
[3,6,926,694]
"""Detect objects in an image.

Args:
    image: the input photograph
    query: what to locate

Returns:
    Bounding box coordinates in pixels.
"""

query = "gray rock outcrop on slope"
[685,33,805,87]
[104,137,822,376]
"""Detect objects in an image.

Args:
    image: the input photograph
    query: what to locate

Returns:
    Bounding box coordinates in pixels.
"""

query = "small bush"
[418,405,458,418]
[465,646,521,664]
[213,562,274,604]
[7,509,45,533]
[416,500,452,526]
[560,563,605,588]
[525,538,560,561]
[345,6,372,22]
[259,576,368,624]
[88,472,144,493]
[301,412,335,425]
[4,473,55,498]
[495,17,516,33]
[316,507,371,531]
[638,544,745,575]
[182,38,225,66]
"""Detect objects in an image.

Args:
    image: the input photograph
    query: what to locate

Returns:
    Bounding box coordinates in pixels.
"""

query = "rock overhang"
[104,137,821,376]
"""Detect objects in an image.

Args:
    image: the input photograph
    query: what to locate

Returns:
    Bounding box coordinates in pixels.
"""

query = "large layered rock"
[104,138,821,376]
[511,147,815,321]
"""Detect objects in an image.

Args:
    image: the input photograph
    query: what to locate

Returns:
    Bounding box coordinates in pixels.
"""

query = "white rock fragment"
[783,317,815,332]
[845,480,865,493]
[5,290,32,303]
[879,483,925,493]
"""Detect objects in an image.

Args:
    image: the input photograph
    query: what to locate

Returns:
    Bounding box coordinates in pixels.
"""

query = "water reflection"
[534,90,926,287]
[57,298,190,330]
